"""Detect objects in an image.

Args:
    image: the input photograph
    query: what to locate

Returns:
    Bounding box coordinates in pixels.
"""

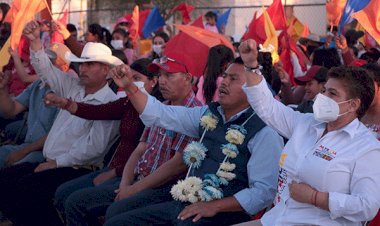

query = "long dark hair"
[130,58,164,101]
[202,45,234,103]
[152,31,169,60]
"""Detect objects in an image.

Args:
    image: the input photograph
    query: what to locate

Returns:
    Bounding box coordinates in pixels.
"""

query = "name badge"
[313,145,337,161]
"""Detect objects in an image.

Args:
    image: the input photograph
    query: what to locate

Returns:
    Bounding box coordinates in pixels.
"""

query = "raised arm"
[239,39,306,138]
[23,21,75,97]
[8,47,39,83]
[52,21,84,57]
[110,65,206,137]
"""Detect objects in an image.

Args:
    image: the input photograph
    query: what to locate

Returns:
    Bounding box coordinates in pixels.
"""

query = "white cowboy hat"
[65,42,123,66]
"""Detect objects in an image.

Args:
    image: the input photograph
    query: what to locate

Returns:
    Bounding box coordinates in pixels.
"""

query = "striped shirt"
[134,91,201,177]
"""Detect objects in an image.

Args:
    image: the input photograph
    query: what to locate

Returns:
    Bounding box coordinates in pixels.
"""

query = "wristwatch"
[244,65,263,75]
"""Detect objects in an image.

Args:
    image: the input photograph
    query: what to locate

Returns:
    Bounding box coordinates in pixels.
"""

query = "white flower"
[188,194,199,203]
[183,142,207,168]
[216,170,236,181]
[184,177,203,193]
[225,129,245,145]
[220,162,236,172]
[200,115,218,131]
[222,149,237,158]
[171,180,188,202]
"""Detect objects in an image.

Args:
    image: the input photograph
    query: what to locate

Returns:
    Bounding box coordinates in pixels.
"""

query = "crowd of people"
[0,2,380,226]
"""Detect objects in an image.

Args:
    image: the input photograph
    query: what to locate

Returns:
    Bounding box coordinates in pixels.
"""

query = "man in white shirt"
[0,21,122,226]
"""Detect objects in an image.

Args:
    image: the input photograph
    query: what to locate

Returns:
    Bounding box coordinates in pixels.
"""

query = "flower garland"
[171,111,256,203]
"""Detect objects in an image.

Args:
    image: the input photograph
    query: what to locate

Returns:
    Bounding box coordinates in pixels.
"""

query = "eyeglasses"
[153,56,189,73]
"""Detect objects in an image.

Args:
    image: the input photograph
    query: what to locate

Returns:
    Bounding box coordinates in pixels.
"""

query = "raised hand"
[238,39,259,68]
[275,63,291,86]
[51,20,71,39]
[335,35,349,53]
[110,64,133,89]
[8,47,19,58]
[22,21,41,41]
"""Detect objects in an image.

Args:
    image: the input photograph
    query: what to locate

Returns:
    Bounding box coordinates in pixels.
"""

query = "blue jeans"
[54,167,121,226]
[0,143,44,168]
[105,184,173,221]
[104,199,251,226]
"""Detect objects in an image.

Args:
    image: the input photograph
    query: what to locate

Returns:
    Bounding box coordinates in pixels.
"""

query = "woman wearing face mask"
[44,58,163,219]
[147,31,169,60]
[236,39,380,226]
[111,28,137,65]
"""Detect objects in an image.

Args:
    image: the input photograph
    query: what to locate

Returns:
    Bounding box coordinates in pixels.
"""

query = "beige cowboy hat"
[65,42,123,66]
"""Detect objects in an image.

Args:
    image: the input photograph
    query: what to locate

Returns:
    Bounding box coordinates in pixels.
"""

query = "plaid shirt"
[134,91,202,177]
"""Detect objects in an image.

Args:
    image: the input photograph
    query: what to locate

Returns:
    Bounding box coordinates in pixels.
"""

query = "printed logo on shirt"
[275,166,288,204]
[279,153,288,168]
[313,145,337,161]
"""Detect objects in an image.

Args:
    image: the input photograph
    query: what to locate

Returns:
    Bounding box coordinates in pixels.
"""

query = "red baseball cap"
[148,51,194,74]
[295,66,328,85]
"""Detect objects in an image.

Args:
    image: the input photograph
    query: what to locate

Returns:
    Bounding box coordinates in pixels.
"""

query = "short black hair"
[205,11,217,20]
[314,67,329,83]
[153,31,169,43]
[66,23,77,33]
[361,63,380,85]
[327,66,375,118]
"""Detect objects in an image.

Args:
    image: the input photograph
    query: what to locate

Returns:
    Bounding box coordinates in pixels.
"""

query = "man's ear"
[350,98,361,114]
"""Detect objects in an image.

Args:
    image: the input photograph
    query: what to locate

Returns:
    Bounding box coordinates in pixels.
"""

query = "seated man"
[0,21,121,226]
[103,56,284,226]
[0,42,73,168]
[56,51,201,226]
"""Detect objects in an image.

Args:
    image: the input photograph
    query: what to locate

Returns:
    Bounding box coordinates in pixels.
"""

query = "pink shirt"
[195,75,223,105]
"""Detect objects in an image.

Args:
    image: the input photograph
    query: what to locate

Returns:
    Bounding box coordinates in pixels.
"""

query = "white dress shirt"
[30,49,119,168]
[243,79,380,225]
[140,95,284,215]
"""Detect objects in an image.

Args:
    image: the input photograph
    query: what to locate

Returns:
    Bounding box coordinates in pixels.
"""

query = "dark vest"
[191,102,266,197]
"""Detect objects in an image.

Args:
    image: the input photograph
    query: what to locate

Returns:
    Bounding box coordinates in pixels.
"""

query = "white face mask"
[312,93,352,122]
[111,40,124,50]
[152,44,162,56]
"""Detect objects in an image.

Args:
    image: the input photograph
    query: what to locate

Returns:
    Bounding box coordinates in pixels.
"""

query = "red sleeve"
[342,48,356,66]
[64,35,84,57]
[74,97,127,120]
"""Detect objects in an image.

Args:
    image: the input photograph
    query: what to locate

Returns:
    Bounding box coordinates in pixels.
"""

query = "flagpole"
[43,0,53,17]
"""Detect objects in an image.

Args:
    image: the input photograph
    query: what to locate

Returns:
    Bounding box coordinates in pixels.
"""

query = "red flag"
[266,0,287,30]
[353,0,380,45]
[130,6,139,47]
[279,30,307,85]
[191,15,204,28]
[242,0,286,43]
[5,0,47,51]
[242,11,266,44]
[116,9,150,37]
[58,10,68,25]
[138,9,151,37]
[171,3,194,24]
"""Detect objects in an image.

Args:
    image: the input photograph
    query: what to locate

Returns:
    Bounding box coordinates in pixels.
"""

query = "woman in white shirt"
[236,39,380,226]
